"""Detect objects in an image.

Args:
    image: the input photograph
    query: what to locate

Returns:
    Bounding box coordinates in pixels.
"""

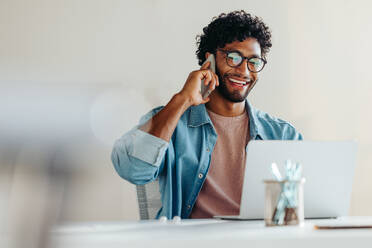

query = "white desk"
[50,217,372,248]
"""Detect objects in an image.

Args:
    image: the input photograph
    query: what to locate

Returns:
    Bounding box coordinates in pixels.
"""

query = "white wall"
[1,0,372,223]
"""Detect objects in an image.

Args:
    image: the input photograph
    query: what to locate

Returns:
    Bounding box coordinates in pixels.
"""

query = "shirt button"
[198,173,203,179]
[206,148,210,152]
[187,205,191,209]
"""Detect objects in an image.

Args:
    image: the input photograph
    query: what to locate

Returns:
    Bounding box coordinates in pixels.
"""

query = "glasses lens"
[226,52,243,66]
[248,57,264,72]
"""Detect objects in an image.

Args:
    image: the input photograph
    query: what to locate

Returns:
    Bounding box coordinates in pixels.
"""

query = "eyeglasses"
[217,49,267,73]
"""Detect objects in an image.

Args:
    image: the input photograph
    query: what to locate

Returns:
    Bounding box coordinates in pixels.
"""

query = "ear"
[205,52,211,60]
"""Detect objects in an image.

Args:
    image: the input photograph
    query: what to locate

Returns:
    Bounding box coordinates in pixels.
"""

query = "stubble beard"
[215,67,252,103]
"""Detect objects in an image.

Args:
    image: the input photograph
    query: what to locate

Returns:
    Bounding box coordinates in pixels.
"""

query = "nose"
[235,59,251,78]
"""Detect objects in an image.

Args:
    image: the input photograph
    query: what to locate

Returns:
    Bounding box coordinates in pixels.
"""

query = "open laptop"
[214,140,357,220]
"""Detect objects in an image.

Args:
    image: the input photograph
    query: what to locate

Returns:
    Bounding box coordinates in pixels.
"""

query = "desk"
[50,217,372,248]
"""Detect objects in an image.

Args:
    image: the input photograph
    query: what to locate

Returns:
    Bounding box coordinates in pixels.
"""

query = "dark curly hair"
[196,10,272,66]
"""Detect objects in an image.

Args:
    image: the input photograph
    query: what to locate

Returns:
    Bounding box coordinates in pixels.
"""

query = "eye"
[227,52,242,65]
[249,58,263,67]
[247,57,265,72]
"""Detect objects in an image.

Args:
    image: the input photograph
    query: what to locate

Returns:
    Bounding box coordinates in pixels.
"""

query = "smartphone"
[200,54,216,99]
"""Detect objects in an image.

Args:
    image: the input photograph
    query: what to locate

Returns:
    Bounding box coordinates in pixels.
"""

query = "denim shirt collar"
[187,99,264,140]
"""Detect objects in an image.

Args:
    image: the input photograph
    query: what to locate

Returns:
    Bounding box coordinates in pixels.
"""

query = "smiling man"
[111,10,302,219]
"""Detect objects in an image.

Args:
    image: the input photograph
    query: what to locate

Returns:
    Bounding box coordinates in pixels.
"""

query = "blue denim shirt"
[111,100,303,219]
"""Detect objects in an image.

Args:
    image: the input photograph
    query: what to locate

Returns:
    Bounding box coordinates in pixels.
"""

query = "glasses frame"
[217,49,267,73]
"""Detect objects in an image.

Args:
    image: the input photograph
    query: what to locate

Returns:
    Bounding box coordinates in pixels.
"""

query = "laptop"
[214,140,357,220]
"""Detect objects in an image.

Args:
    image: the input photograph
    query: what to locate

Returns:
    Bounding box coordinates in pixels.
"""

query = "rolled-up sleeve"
[128,128,169,167]
[111,106,169,184]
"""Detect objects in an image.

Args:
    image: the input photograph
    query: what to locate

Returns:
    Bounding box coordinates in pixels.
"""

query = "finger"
[214,73,220,87]
[201,73,215,99]
[209,72,216,90]
[200,61,210,70]
[205,72,216,92]
[206,73,213,87]
[210,72,218,87]
[210,74,218,90]
[201,96,210,104]
[202,70,212,85]
[209,81,216,92]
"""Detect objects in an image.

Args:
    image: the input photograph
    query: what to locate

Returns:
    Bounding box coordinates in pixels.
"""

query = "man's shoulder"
[139,106,165,124]
[140,105,191,125]
[254,108,294,127]
[251,107,302,140]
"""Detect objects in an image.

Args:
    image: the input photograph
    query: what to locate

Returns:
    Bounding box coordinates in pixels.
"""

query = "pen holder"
[263,178,305,226]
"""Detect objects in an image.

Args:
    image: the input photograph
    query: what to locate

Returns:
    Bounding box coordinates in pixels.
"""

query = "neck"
[205,91,246,117]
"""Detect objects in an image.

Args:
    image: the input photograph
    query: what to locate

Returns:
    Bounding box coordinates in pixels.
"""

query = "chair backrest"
[135,179,162,220]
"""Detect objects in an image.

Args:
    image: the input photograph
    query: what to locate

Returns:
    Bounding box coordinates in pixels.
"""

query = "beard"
[215,67,254,103]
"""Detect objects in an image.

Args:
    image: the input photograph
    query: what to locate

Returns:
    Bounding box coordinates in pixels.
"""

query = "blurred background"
[1,0,372,247]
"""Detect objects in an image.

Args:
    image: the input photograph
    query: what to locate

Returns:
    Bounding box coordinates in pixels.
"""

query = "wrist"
[174,92,193,110]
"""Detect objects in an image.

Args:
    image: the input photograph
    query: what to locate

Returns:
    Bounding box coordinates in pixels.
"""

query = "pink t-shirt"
[190,109,250,218]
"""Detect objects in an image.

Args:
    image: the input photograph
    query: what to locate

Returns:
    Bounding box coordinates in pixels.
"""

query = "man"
[111,10,302,219]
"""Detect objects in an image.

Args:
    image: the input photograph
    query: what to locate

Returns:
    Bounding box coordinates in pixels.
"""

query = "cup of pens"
[264,160,305,227]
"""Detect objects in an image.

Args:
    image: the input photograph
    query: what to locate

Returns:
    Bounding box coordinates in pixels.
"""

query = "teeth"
[229,78,247,85]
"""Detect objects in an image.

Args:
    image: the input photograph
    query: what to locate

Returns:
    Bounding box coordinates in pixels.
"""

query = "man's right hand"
[178,61,220,107]
[140,61,219,142]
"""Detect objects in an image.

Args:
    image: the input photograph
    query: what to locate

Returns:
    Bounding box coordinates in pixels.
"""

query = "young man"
[111,10,302,219]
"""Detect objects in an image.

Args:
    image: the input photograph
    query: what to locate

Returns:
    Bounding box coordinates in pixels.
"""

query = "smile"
[227,77,250,88]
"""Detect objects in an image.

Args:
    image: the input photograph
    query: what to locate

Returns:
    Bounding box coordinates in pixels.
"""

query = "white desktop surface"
[50,216,372,248]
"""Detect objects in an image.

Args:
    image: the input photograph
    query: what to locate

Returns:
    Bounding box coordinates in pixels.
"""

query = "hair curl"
[196,10,272,66]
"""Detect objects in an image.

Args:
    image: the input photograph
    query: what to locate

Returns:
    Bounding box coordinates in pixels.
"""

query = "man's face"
[214,38,262,102]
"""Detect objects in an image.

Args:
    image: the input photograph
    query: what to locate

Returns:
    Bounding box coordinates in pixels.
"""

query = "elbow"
[111,146,158,185]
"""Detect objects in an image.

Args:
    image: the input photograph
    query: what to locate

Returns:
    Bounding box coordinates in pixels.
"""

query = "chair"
[135,179,162,220]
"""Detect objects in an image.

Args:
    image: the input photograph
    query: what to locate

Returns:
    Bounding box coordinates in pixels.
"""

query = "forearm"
[139,60,218,142]
[140,93,191,142]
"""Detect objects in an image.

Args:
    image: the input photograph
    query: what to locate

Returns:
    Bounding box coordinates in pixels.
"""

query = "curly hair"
[196,10,272,66]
